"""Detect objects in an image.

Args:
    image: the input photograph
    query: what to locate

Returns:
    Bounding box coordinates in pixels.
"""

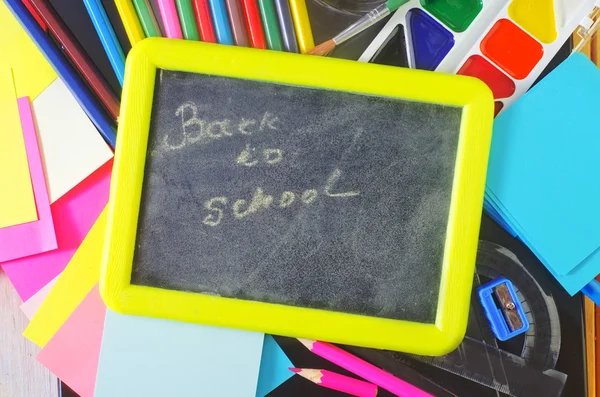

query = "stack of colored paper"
[485,52,600,297]
[0,4,296,395]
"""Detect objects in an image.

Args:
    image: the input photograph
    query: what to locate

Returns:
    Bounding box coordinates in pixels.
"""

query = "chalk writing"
[163,102,280,152]
[235,144,284,167]
[202,197,228,227]
[263,149,283,165]
[235,144,259,167]
[202,169,360,226]
[279,192,295,208]
[301,189,318,204]
[324,169,360,197]
[233,187,273,219]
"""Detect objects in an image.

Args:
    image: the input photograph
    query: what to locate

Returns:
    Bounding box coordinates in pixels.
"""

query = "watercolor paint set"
[360,0,600,113]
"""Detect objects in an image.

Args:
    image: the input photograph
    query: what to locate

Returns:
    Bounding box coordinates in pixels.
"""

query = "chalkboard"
[130,69,462,323]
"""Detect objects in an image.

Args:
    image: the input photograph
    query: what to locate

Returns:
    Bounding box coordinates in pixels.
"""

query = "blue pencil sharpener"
[477,277,529,341]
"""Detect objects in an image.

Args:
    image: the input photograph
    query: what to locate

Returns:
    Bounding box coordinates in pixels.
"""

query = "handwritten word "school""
[163,102,280,151]
[202,169,360,227]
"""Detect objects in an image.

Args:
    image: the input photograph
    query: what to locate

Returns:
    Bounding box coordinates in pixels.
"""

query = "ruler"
[404,336,566,397]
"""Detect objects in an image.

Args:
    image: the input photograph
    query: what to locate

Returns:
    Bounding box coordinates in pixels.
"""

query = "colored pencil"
[585,296,596,397]
[241,0,266,49]
[82,0,126,86]
[309,0,410,56]
[114,0,146,45]
[257,0,283,50]
[158,0,184,38]
[192,0,217,42]
[176,0,201,40]
[291,368,378,397]
[208,0,234,44]
[273,0,298,53]
[26,0,120,120]
[298,339,435,397]
[133,0,162,37]
[4,0,116,149]
[22,0,46,30]
[596,276,600,397]
[288,0,313,53]
[225,0,249,46]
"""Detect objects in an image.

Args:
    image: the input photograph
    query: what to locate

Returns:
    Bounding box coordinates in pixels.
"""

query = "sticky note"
[0,69,37,228]
[23,209,106,347]
[32,78,113,203]
[37,291,289,397]
[0,97,57,261]
[95,310,264,397]
[37,285,106,397]
[486,53,600,292]
[0,2,56,99]
[256,335,294,397]
[20,274,60,320]
[1,160,111,301]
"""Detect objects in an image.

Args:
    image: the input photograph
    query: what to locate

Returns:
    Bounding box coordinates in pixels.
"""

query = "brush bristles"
[308,39,336,56]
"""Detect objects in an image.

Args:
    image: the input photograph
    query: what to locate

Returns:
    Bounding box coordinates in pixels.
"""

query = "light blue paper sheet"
[486,53,600,278]
[256,335,294,397]
[95,310,264,397]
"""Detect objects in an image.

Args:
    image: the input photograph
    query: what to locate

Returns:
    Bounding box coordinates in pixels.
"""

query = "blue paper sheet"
[256,335,294,397]
[486,53,600,279]
[95,310,264,397]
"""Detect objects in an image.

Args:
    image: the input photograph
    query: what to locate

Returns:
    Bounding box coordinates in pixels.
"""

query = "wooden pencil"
[596,289,600,397]
[257,0,283,50]
[585,296,596,397]
[133,0,162,37]
[27,0,120,120]
[157,0,184,38]
[288,0,313,53]
[192,0,217,42]
[273,0,298,53]
[114,0,146,45]
[225,0,250,46]
[208,0,234,44]
[241,0,267,48]
[291,368,378,397]
[298,339,434,397]
[176,0,201,40]
[82,0,127,86]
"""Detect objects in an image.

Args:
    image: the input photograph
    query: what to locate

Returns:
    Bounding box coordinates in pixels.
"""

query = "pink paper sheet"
[20,273,60,320]
[0,97,57,262]
[37,284,106,397]
[1,160,111,301]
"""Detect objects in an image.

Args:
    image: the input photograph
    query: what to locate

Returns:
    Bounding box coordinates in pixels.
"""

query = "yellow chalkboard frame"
[102,38,493,354]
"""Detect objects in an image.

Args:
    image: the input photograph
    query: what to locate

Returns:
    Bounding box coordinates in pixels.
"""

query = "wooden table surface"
[0,269,60,397]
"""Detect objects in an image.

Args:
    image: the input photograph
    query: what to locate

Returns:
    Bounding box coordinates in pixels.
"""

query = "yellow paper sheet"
[0,2,57,99]
[0,68,37,228]
[24,209,106,347]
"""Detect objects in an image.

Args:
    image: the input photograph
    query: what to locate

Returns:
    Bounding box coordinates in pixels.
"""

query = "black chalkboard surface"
[103,38,493,354]
[131,70,462,323]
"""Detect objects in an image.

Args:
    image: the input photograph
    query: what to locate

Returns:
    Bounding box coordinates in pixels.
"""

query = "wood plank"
[0,269,59,397]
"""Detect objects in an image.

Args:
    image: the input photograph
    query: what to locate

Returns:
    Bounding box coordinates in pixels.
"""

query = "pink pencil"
[157,0,184,38]
[291,368,378,397]
[298,339,435,397]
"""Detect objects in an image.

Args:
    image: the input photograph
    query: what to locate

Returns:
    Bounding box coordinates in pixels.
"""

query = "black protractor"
[349,240,566,397]
[395,240,566,397]
[474,241,561,371]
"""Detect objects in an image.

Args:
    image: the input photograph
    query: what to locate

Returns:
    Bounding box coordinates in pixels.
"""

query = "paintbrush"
[309,0,410,56]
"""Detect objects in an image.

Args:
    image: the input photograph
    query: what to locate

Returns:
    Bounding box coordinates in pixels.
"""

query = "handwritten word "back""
[162,102,280,152]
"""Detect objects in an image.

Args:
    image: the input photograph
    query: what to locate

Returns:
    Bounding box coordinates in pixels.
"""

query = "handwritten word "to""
[202,169,360,227]
[163,102,280,151]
